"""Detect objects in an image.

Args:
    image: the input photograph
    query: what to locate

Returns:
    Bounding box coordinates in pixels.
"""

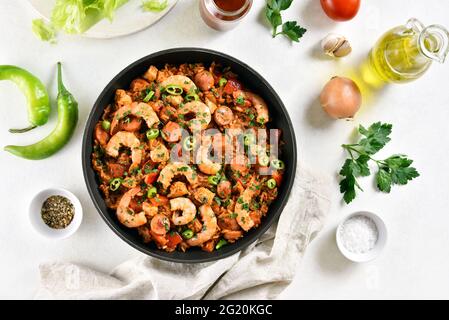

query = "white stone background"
[0,0,448,299]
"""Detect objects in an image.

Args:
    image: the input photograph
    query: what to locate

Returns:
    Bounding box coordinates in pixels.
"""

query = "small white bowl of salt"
[336,211,387,263]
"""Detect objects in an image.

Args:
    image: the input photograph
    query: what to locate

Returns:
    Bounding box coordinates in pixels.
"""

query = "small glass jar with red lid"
[200,0,253,31]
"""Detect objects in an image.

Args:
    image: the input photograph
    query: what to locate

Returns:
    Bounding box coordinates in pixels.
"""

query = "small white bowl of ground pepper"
[29,188,83,239]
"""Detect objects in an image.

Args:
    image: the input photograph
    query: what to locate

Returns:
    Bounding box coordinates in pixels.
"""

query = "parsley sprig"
[339,122,420,204]
[265,0,307,42]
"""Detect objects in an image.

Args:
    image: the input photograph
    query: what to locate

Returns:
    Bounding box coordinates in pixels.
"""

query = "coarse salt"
[339,215,378,254]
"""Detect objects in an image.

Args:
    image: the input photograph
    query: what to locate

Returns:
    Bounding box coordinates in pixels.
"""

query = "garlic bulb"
[321,34,352,58]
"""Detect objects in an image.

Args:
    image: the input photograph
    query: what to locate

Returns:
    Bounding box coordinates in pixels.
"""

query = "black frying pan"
[82,48,297,263]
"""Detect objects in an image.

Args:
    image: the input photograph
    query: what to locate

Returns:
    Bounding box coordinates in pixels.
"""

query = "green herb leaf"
[339,122,419,203]
[266,8,282,34]
[280,21,307,42]
[358,122,392,155]
[265,0,306,42]
[376,168,392,193]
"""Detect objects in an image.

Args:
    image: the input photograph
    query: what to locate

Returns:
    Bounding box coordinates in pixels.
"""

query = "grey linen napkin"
[35,164,331,299]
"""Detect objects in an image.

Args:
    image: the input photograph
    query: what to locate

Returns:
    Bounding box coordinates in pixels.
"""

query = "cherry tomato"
[167,232,183,248]
[144,172,159,185]
[223,79,242,94]
[320,0,360,21]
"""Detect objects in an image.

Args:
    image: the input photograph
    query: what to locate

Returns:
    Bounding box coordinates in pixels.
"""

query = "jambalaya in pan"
[92,62,285,253]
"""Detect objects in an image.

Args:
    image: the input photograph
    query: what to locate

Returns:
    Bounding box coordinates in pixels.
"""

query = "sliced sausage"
[214,106,233,126]
[217,180,231,199]
[95,123,109,146]
[194,70,214,92]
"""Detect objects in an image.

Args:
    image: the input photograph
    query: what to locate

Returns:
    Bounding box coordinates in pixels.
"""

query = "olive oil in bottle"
[365,18,448,84]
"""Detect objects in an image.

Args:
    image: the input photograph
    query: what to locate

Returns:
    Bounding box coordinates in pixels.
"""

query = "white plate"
[28,0,178,39]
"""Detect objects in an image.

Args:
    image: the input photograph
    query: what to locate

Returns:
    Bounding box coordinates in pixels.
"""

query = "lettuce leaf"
[142,0,168,12]
[32,19,57,44]
[33,0,129,42]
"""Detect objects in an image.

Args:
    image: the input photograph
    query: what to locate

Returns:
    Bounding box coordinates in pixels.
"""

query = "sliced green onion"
[165,85,183,96]
[146,129,159,140]
[208,175,220,185]
[183,136,196,151]
[243,134,256,146]
[182,229,194,239]
[215,239,228,250]
[143,90,155,102]
[267,178,277,189]
[258,153,270,167]
[101,120,111,131]
[185,93,199,102]
[147,186,157,198]
[271,159,285,170]
[218,78,227,87]
[110,178,122,191]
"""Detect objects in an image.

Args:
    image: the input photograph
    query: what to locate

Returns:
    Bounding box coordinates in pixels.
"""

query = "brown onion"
[320,76,362,119]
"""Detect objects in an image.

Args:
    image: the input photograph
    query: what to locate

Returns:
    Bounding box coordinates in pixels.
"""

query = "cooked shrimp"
[186,205,217,246]
[151,214,170,235]
[168,181,189,198]
[157,162,199,190]
[222,230,243,242]
[196,145,222,175]
[217,180,231,199]
[194,70,214,91]
[243,91,269,125]
[235,180,261,231]
[161,75,197,94]
[193,187,215,205]
[229,154,250,175]
[150,143,169,163]
[116,187,147,228]
[170,197,197,225]
[131,102,160,128]
[143,65,158,82]
[110,102,159,134]
[106,131,142,167]
[178,101,211,132]
[161,121,182,143]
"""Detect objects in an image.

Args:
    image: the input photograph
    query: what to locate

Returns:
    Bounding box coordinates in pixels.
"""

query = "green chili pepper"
[267,178,277,189]
[165,85,183,96]
[143,90,154,102]
[146,128,159,140]
[110,178,122,191]
[4,62,78,160]
[218,78,227,87]
[185,93,199,102]
[215,239,228,250]
[243,133,255,146]
[208,175,220,186]
[258,152,270,167]
[0,65,50,133]
[147,186,157,198]
[271,159,285,170]
[183,136,196,151]
[102,120,111,131]
[182,229,194,239]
